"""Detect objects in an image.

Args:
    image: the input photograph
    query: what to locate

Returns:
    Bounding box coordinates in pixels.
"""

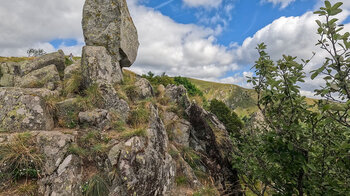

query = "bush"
[142,71,175,87]
[209,99,243,136]
[174,76,203,97]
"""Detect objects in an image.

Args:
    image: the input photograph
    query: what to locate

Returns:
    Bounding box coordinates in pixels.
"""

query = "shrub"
[0,133,44,181]
[209,99,243,136]
[141,71,175,87]
[174,76,203,97]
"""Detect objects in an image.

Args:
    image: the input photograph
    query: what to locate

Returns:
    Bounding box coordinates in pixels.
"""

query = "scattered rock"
[82,0,139,67]
[16,64,60,90]
[165,84,190,108]
[0,87,54,132]
[81,46,123,87]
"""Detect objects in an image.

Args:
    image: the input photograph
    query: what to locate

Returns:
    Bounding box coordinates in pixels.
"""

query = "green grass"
[120,128,147,139]
[82,175,109,196]
[0,133,44,181]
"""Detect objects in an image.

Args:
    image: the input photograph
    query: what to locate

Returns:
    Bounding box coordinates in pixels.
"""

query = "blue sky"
[1,0,350,97]
[145,0,318,45]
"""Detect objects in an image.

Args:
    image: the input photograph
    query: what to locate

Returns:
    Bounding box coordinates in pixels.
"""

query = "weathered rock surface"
[186,103,242,195]
[39,154,83,196]
[55,98,81,128]
[82,0,139,67]
[0,50,65,89]
[64,60,81,81]
[22,50,65,76]
[16,64,60,90]
[79,109,109,128]
[108,105,175,195]
[165,84,190,108]
[82,46,123,87]
[0,87,54,132]
[98,83,129,120]
[163,111,191,147]
[134,78,154,100]
[36,131,76,175]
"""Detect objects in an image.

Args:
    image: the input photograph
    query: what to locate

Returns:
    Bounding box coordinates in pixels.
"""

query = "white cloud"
[183,0,223,8]
[234,7,350,96]
[262,0,296,9]
[0,0,84,56]
[218,71,254,88]
[127,0,237,80]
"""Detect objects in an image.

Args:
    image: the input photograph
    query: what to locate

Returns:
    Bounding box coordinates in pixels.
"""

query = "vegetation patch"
[0,132,44,184]
[63,71,83,95]
[120,128,147,140]
[209,99,243,137]
[128,104,150,128]
[81,174,109,196]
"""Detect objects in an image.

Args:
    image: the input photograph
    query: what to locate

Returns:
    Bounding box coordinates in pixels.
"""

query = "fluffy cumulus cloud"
[183,0,223,8]
[233,6,350,96]
[0,0,85,56]
[262,0,296,9]
[127,0,237,80]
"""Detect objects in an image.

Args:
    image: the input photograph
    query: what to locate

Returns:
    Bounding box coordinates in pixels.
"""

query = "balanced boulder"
[82,0,139,67]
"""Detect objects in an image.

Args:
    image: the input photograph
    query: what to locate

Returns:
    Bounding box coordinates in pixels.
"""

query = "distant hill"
[188,78,258,117]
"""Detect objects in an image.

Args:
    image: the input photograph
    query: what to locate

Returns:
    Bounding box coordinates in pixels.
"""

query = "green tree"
[232,2,350,194]
[209,99,243,136]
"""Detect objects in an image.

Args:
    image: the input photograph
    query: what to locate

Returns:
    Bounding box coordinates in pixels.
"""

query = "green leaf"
[287,143,293,151]
[316,20,322,27]
[332,2,343,10]
[325,1,331,9]
[311,71,319,80]
[330,9,342,16]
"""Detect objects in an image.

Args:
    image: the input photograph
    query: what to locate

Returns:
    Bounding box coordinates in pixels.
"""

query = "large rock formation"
[0,50,65,90]
[0,88,54,132]
[81,46,123,87]
[82,0,139,68]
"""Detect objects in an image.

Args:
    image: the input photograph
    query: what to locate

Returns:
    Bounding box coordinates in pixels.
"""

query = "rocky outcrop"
[108,105,175,195]
[0,88,54,132]
[22,50,65,75]
[186,103,242,195]
[165,84,190,108]
[16,64,60,90]
[163,111,191,147]
[64,60,81,81]
[98,83,129,120]
[82,0,139,67]
[134,78,154,100]
[81,46,123,87]
[0,50,65,90]
[79,109,109,128]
